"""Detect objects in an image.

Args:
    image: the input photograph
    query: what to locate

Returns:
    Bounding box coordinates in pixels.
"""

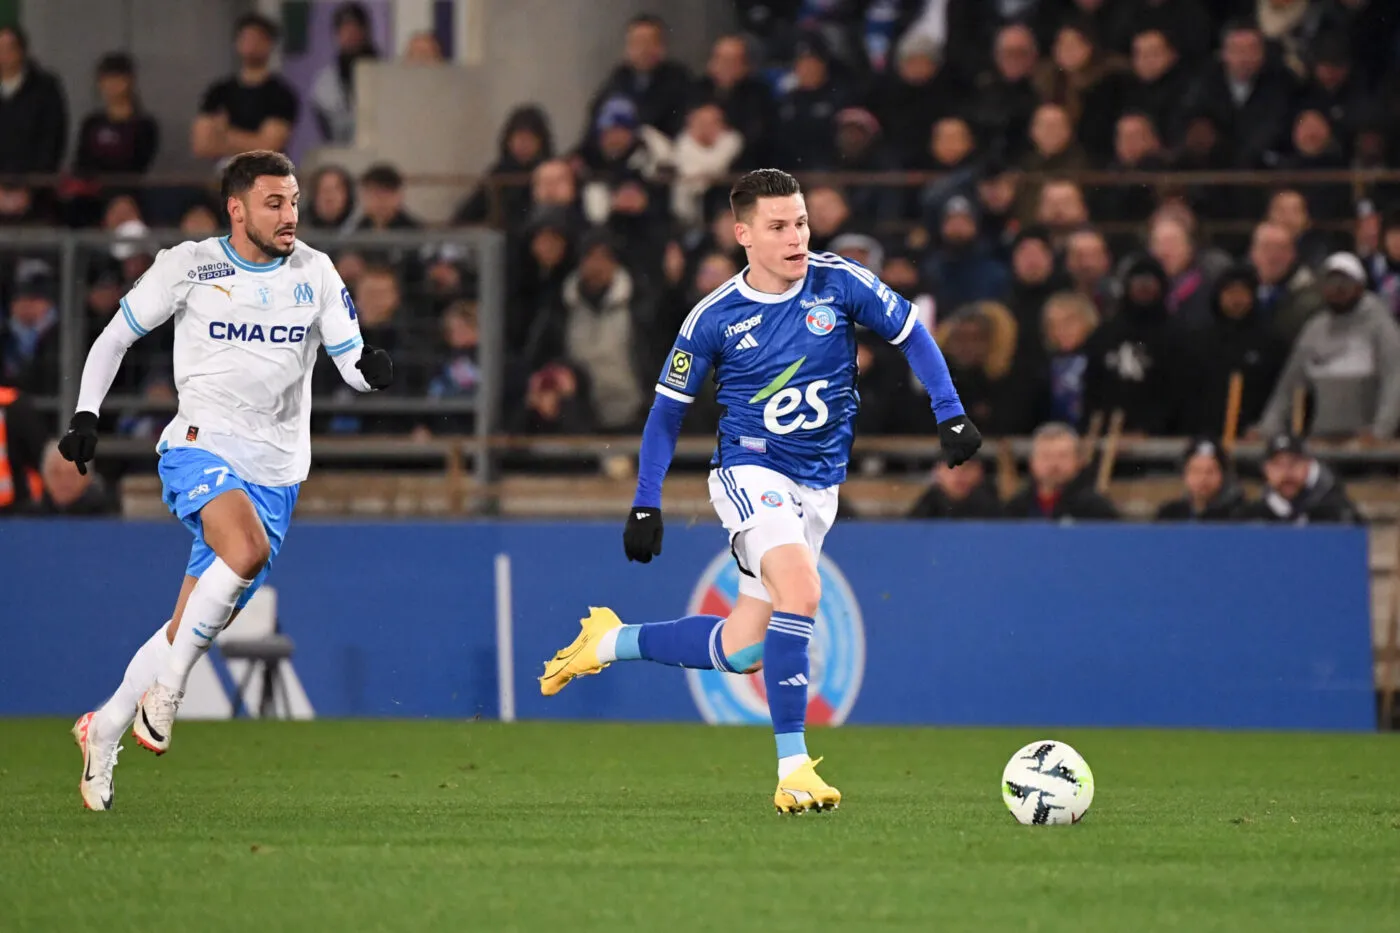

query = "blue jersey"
[655,252,918,488]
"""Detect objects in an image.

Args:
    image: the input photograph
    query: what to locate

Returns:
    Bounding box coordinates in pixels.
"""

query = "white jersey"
[111,236,369,486]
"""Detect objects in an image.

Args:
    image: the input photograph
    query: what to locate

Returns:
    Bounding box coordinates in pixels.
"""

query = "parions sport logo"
[685,549,864,726]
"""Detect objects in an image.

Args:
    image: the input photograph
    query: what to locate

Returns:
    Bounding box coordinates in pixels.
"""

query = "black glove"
[356,344,394,390]
[937,414,983,467]
[58,411,99,476]
[623,507,664,563]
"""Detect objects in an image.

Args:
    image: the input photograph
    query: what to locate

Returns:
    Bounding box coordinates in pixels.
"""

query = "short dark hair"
[0,24,28,53]
[96,52,134,77]
[220,150,296,203]
[730,169,801,223]
[1221,18,1261,42]
[360,163,404,191]
[235,13,280,42]
[628,14,666,34]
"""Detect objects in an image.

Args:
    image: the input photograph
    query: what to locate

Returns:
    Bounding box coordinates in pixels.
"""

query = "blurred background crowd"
[1,0,1399,521]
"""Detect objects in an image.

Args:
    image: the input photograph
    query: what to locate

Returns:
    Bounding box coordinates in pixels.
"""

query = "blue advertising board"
[0,520,1374,730]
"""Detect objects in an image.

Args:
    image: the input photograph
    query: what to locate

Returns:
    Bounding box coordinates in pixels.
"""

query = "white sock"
[158,558,252,693]
[778,754,810,781]
[95,622,172,737]
[595,627,621,664]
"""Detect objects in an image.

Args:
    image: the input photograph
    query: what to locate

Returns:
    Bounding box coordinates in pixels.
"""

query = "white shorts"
[707,464,839,602]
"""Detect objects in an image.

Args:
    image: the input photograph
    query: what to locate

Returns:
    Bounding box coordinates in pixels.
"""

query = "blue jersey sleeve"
[653,294,722,403]
[834,256,918,346]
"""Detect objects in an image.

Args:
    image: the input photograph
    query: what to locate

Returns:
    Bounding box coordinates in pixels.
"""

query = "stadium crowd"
[0,1,1399,519]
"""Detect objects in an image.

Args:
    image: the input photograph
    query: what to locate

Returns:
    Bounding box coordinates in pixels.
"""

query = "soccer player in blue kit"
[539,169,981,812]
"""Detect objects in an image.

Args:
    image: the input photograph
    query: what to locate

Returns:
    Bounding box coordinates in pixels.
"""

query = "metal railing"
[4,228,507,481]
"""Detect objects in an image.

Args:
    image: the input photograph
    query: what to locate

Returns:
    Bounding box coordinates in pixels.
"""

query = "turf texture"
[1,720,1398,933]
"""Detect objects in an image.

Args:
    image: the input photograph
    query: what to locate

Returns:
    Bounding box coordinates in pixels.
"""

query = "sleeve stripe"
[119,298,149,337]
[680,279,738,339]
[890,308,918,345]
[808,255,877,289]
[324,335,361,353]
[654,384,695,404]
[327,336,363,358]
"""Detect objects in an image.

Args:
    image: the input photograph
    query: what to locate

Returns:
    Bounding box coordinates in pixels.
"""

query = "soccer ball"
[1001,740,1094,825]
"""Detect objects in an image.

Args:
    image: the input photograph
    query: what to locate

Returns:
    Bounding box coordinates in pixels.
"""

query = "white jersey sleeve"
[312,254,371,392]
[76,243,195,415]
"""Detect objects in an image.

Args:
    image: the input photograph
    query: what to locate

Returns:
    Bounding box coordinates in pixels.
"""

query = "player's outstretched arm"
[899,320,982,466]
[60,248,185,474]
[316,268,392,392]
[625,393,688,563]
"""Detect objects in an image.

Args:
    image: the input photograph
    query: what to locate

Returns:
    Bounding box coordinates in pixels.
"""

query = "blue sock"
[765,612,814,761]
[625,615,723,669]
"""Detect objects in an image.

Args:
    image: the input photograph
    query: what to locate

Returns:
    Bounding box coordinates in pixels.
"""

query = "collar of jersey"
[219,236,287,273]
[734,267,805,304]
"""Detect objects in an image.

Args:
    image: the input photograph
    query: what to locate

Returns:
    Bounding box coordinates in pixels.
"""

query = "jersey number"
[763,380,830,435]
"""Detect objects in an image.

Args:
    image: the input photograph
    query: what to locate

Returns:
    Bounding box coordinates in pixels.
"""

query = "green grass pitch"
[2,720,1398,932]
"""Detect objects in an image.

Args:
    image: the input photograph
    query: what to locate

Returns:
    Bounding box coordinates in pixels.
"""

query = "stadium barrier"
[1,519,1372,730]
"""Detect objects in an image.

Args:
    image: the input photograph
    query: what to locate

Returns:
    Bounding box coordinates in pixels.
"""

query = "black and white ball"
[1001,740,1094,825]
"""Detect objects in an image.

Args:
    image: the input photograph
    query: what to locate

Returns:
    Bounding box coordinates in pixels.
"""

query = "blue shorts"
[158,446,299,610]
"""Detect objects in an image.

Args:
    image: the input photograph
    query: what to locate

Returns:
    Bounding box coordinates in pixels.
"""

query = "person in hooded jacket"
[1237,432,1361,525]
[1185,264,1288,437]
[454,105,554,226]
[1082,253,1192,434]
[1155,437,1244,521]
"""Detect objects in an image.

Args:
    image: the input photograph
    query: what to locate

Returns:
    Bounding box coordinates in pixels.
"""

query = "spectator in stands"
[527,159,583,233]
[527,230,654,432]
[973,159,1021,255]
[774,33,851,169]
[455,105,554,227]
[179,201,219,236]
[919,116,980,223]
[0,264,59,395]
[1237,432,1361,524]
[578,97,667,224]
[582,14,692,142]
[73,53,158,178]
[1120,30,1189,153]
[1274,112,1352,224]
[1032,15,1124,160]
[0,382,45,514]
[1257,0,1316,78]
[908,458,1003,519]
[924,195,1010,313]
[0,25,68,174]
[1266,188,1337,273]
[426,300,481,423]
[1300,33,1371,156]
[1364,208,1400,319]
[356,164,420,231]
[830,107,902,226]
[669,102,744,230]
[1095,112,1166,225]
[868,32,959,169]
[306,165,355,231]
[513,205,575,317]
[1319,0,1396,92]
[1171,109,1233,218]
[971,23,1040,160]
[806,186,854,253]
[38,442,116,516]
[694,34,775,167]
[936,301,1037,436]
[1154,438,1243,521]
[1250,220,1325,342]
[1083,253,1191,434]
[1188,264,1287,437]
[1256,252,1400,442]
[1021,103,1090,184]
[1035,179,1091,254]
[1003,422,1118,520]
[320,265,421,434]
[310,1,378,145]
[1065,226,1117,315]
[402,32,443,65]
[1113,0,1214,69]
[1005,226,1064,357]
[512,361,595,434]
[1187,20,1296,169]
[1040,291,1099,428]
[600,175,667,290]
[192,14,299,161]
[1149,215,1212,328]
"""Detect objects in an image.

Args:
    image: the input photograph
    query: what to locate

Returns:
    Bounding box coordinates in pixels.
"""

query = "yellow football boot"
[774,757,841,813]
[539,607,623,696]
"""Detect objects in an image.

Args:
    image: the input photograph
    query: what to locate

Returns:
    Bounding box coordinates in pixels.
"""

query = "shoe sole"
[132,727,168,756]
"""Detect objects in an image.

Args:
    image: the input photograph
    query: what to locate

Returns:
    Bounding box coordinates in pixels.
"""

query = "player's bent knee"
[222,531,271,579]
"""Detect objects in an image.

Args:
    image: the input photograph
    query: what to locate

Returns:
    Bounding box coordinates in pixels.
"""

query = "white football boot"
[132,682,183,755]
[73,712,122,811]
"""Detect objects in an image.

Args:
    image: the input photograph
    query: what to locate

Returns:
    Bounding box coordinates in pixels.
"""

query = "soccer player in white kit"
[59,151,394,810]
